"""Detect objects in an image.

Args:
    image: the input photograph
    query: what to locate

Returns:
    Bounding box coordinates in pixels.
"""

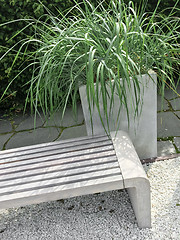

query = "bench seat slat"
[0,142,113,165]
[0,174,122,203]
[0,174,123,209]
[0,168,121,196]
[0,135,109,159]
[0,149,116,174]
[0,162,120,189]
[0,155,118,181]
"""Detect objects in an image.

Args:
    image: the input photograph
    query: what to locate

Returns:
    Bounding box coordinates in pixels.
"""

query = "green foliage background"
[0,0,179,112]
[0,0,75,111]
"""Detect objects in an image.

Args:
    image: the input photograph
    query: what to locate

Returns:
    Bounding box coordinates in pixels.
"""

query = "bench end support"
[110,131,151,228]
[127,178,151,228]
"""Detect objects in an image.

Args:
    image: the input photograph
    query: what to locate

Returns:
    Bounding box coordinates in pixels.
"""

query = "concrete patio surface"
[0,86,180,158]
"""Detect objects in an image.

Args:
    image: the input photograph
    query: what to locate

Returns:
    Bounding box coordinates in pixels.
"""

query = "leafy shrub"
[0,0,179,113]
[0,0,79,111]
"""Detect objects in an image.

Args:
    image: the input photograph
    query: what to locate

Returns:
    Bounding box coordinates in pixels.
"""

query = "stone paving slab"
[6,127,61,149]
[174,111,180,119]
[157,141,176,157]
[44,105,84,127]
[16,115,45,131]
[59,125,87,140]
[157,112,180,138]
[157,95,169,112]
[0,120,12,134]
[169,98,180,111]
[0,134,12,151]
[174,137,180,152]
[10,114,29,126]
[164,85,180,100]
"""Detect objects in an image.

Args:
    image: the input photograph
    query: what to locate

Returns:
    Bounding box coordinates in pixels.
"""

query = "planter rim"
[79,69,157,90]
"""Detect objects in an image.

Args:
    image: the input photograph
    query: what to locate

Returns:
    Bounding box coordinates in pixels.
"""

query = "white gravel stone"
[0,157,180,240]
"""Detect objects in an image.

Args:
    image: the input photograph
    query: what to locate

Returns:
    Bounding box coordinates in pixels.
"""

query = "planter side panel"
[79,73,157,159]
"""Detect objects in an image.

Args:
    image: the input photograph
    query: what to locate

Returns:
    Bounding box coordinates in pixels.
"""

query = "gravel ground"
[0,157,180,240]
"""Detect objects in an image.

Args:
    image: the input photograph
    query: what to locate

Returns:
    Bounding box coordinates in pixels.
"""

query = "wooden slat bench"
[0,131,151,228]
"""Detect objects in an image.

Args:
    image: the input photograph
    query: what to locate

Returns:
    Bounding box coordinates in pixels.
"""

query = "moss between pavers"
[1,119,85,150]
[174,112,180,120]
[0,133,13,150]
[6,127,62,149]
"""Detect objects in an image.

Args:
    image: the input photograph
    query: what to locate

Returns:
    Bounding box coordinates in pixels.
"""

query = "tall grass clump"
[1,0,180,129]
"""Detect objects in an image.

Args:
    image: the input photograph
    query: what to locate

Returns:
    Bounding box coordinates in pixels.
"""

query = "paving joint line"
[51,120,85,142]
[0,125,65,135]
[173,112,180,120]
[157,136,179,141]
[53,128,65,141]
[157,109,180,113]
[0,119,84,136]
[164,97,175,111]
[0,120,85,150]
[2,132,16,151]
[168,95,180,101]
[162,97,180,121]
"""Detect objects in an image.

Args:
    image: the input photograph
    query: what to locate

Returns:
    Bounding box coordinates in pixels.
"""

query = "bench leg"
[126,178,151,228]
[110,131,151,228]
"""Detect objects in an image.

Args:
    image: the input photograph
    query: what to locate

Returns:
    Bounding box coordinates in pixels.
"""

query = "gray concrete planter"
[79,71,157,159]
